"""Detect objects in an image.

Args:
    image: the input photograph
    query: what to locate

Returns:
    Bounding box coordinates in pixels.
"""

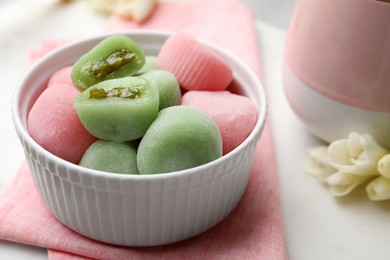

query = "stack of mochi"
[28,33,258,175]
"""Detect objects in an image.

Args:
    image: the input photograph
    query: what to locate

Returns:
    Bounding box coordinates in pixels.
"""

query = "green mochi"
[141,70,181,110]
[74,77,159,142]
[80,139,139,174]
[71,35,145,90]
[137,106,222,174]
[136,56,157,75]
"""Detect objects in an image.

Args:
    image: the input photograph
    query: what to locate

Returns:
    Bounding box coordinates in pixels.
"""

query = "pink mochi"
[182,91,257,155]
[27,83,97,164]
[47,66,74,88]
[157,34,233,91]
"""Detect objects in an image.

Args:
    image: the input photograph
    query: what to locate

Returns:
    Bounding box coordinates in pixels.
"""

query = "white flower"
[327,132,388,176]
[305,133,389,197]
[327,172,372,197]
[364,155,390,201]
[304,146,336,182]
[366,176,390,201]
[377,154,390,179]
[87,0,158,22]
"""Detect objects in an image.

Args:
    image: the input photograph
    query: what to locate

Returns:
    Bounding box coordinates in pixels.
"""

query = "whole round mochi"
[140,70,181,110]
[135,56,157,75]
[182,91,258,154]
[27,84,97,164]
[156,33,233,91]
[79,139,139,174]
[137,106,222,174]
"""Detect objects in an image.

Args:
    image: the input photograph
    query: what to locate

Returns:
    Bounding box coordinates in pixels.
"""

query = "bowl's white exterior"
[283,61,390,149]
[12,31,267,246]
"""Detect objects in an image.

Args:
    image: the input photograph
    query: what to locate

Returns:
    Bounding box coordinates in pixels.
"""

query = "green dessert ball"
[141,70,181,110]
[74,76,159,142]
[71,35,145,90]
[79,139,139,174]
[136,56,157,75]
[137,106,222,174]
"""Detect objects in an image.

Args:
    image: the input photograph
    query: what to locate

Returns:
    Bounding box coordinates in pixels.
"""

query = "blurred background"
[0,0,296,30]
[242,0,295,29]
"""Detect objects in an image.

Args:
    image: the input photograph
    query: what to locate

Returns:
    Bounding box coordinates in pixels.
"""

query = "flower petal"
[307,146,329,164]
[305,146,336,182]
[87,0,158,22]
[327,172,372,196]
[347,132,363,159]
[303,162,335,183]
[359,133,389,161]
[366,176,390,201]
[328,139,351,165]
[328,133,387,176]
[378,154,390,179]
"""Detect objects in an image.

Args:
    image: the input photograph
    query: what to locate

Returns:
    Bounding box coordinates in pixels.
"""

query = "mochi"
[182,91,257,154]
[27,84,97,163]
[140,70,181,110]
[79,140,139,174]
[156,34,232,91]
[71,35,145,90]
[137,106,222,174]
[136,55,157,75]
[47,66,74,88]
[74,77,159,142]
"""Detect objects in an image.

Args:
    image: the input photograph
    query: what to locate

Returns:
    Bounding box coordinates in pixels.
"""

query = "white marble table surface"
[1,0,390,259]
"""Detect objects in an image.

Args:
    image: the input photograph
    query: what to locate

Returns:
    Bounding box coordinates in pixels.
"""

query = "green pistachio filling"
[89,87,141,99]
[84,49,136,80]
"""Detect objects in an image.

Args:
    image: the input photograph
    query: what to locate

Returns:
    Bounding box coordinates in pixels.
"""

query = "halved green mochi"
[71,35,145,90]
[137,106,222,174]
[141,70,181,110]
[79,139,139,174]
[74,77,159,142]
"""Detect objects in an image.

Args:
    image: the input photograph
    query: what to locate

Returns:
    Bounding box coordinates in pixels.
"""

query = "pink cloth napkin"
[0,0,286,259]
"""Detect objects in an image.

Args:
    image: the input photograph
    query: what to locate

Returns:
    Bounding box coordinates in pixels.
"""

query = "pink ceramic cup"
[283,0,390,147]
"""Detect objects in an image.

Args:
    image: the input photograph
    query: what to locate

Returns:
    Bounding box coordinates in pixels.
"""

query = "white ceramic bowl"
[283,61,390,149]
[12,31,267,246]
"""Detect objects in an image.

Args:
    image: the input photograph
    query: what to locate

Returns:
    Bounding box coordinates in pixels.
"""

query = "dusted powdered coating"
[156,34,233,91]
[27,84,97,163]
[140,70,181,110]
[137,106,222,174]
[182,91,257,154]
[79,139,139,174]
[71,35,145,90]
[74,76,159,142]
